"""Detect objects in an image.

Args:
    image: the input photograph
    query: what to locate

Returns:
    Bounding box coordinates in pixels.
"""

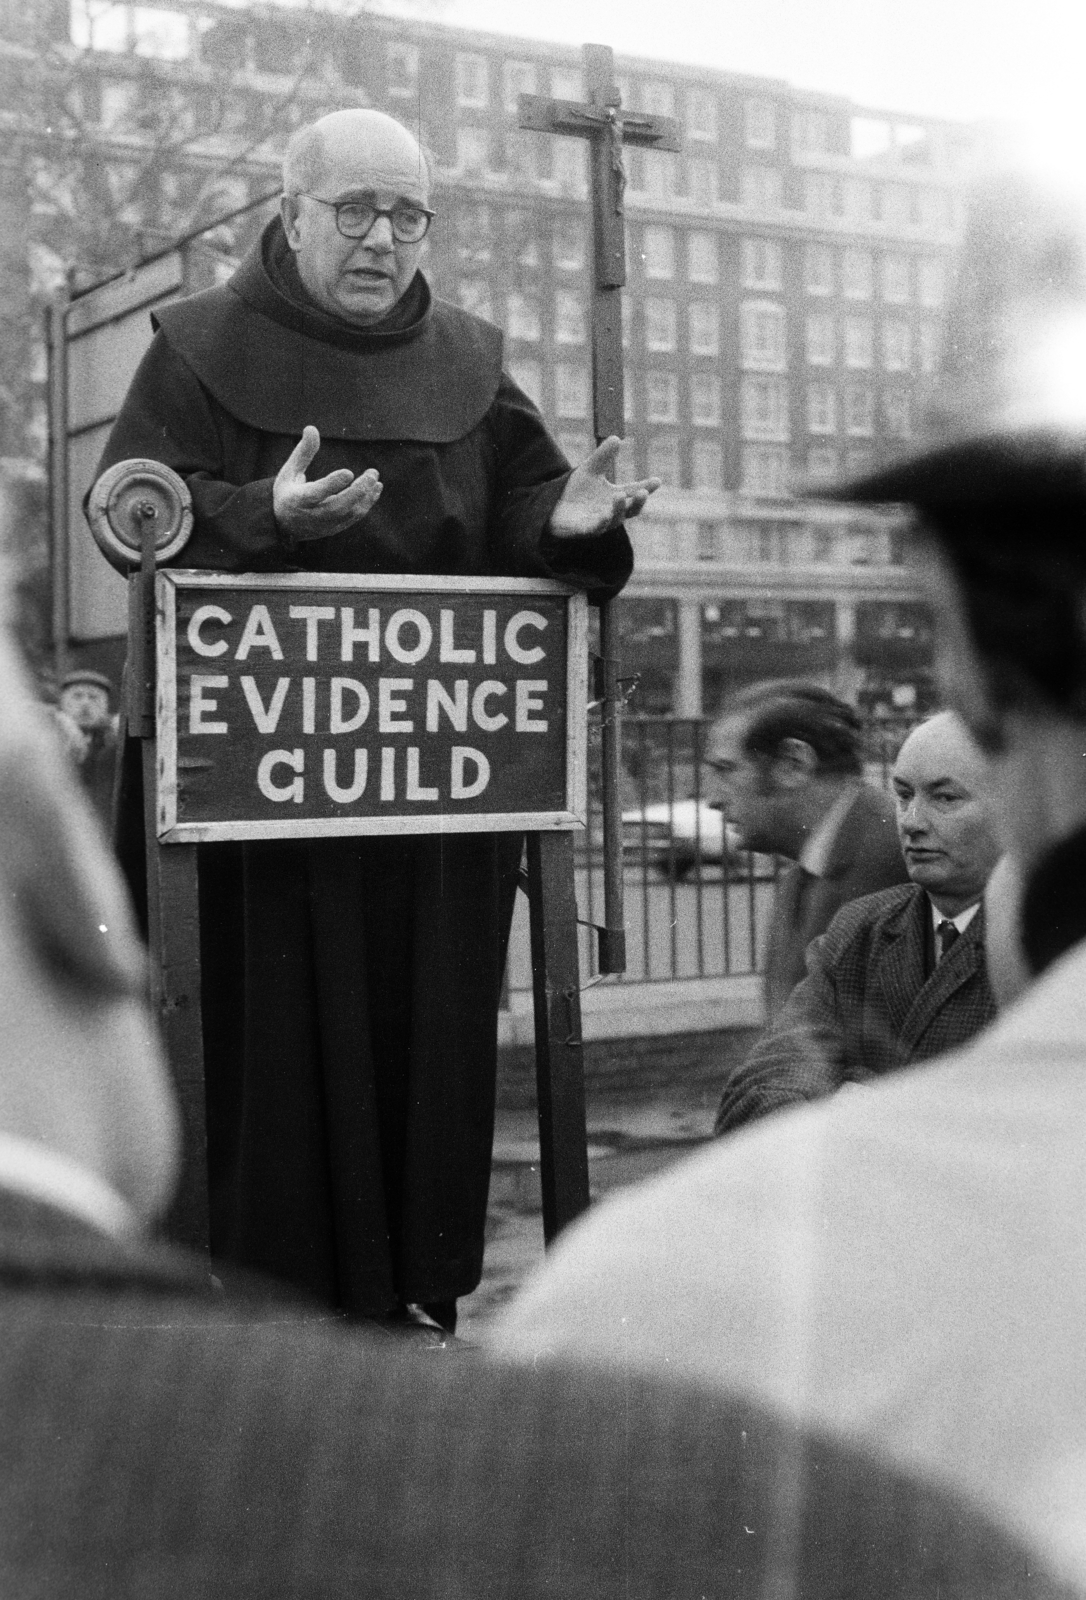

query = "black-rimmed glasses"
[299,194,436,243]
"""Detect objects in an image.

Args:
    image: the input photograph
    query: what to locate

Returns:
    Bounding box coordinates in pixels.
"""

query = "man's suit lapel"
[875,888,931,1042]
[897,909,986,1054]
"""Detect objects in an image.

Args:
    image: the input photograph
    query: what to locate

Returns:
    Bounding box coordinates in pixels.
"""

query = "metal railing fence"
[503,713,918,995]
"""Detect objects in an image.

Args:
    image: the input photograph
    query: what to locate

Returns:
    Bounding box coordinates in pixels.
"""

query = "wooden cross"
[520,43,682,975]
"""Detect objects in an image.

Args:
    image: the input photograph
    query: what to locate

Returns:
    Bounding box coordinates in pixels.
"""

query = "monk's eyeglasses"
[299,194,436,243]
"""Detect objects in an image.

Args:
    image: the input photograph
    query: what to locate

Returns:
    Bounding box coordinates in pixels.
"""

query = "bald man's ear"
[280,194,303,250]
[770,737,819,789]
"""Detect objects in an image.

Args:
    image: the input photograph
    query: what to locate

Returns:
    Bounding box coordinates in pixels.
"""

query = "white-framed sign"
[154,571,588,843]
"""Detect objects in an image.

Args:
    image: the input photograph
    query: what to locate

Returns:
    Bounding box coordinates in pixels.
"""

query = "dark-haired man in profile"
[706,680,908,1023]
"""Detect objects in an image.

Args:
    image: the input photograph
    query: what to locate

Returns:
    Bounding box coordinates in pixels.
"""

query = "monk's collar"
[228,216,432,352]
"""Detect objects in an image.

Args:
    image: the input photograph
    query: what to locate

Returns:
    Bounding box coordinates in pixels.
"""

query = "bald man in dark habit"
[96,108,659,1333]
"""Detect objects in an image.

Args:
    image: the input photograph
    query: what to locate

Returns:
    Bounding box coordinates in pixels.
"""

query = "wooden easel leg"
[526,830,590,1243]
[142,740,209,1253]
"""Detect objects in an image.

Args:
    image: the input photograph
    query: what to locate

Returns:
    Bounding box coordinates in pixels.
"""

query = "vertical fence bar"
[46,300,70,683]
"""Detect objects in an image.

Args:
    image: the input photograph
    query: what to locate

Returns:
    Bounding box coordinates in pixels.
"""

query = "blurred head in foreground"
[0,497,177,1226]
[830,133,1086,977]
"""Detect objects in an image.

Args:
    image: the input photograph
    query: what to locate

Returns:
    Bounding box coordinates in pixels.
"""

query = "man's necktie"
[936,920,960,960]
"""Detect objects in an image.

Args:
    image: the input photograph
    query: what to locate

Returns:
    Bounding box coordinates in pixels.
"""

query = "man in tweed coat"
[716,712,1000,1133]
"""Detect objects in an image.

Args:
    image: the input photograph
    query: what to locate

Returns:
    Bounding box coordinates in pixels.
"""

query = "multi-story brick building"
[12,0,971,709]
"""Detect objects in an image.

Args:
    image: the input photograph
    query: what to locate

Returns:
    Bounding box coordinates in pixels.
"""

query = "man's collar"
[798,784,861,878]
[0,1132,137,1240]
[928,899,981,937]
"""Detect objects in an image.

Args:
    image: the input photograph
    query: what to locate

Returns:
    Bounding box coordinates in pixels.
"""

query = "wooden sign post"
[519,43,682,975]
[122,555,593,1250]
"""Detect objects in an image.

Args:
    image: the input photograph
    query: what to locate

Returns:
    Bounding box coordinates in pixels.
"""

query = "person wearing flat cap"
[56,668,117,831]
[94,109,659,1335]
[491,133,1086,1593]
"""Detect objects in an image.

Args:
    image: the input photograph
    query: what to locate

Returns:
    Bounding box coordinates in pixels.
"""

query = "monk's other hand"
[547,436,662,539]
[273,425,383,541]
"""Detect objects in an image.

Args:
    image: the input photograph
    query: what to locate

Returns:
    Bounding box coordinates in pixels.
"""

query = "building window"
[742,166,782,211]
[792,109,830,154]
[688,157,718,208]
[554,141,587,193]
[688,301,720,356]
[806,312,835,366]
[807,446,838,483]
[509,359,543,408]
[687,231,719,284]
[842,248,873,300]
[643,150,678,201]
[456,52,489,108]
[553,216,586,271]
[503,59,536,113]
[550,66,583,99]
[557,431,593,464]
[744,98,776,150]
[692,439,723,491]
[845,446,873,477]
[918,256,946,308]
[458,278,492,319]
[842,178,873,223]
[882,253,911,303]
[456,126,489,175]
[919,321,941,374]
[805,173,836,218]
[920,188,950,231]
[741,302,787,371]
[741,374,789,441]
[843,316,873,369]
[643,225,676,279]
[687,87,717,140]
[844,379,874,435]
[645,371,679,423]
[691,372,721,426]
[883,319,911,371]
[506,292,541,342]
[882,184,912,228]
[806,381,836,434]
[645,297,677,352]
[456,205,491,263]
[554,290,585,344]
[507,131,543,182]
[642,79,676,116]
[386,42,418,97]
[555,362,589,418]
[506,210,540,267]
[805,245,833,296]
[621,296,632,350]
[648,433,681,483]
[742,237,782,291]
[884,389,912,437]
[741,444,789,497]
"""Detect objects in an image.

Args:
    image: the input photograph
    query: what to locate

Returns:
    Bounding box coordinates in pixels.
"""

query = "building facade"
[9,0,969,710]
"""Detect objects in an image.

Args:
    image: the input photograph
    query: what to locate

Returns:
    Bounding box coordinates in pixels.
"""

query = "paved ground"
[456,1079,720,1344]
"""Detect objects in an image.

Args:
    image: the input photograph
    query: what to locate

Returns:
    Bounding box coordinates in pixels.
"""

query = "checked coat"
[717,882,997,1134]
[2,1189,1066,1599]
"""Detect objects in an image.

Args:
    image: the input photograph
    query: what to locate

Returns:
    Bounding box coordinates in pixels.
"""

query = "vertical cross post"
[520,46,681,976]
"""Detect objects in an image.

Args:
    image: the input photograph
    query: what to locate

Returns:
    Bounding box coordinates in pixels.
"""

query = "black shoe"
[420,1299,458,1335]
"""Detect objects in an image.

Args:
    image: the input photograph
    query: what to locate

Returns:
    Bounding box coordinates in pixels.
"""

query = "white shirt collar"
[798,784,861,878]
[929,899,981,938]
[0,1131,137,1239]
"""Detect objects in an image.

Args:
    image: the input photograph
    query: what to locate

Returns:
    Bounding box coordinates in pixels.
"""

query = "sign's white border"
[155,571,588,843]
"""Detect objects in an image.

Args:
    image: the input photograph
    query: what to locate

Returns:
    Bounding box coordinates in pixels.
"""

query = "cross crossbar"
[517,95,682,152]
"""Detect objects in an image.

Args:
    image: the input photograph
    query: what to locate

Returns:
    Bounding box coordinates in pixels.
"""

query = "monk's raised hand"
[548,436,662,540]
[273,425,383,542]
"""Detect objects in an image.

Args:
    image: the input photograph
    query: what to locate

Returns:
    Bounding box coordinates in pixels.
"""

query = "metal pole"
[584,41,627,975]
[45,300,70,683]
